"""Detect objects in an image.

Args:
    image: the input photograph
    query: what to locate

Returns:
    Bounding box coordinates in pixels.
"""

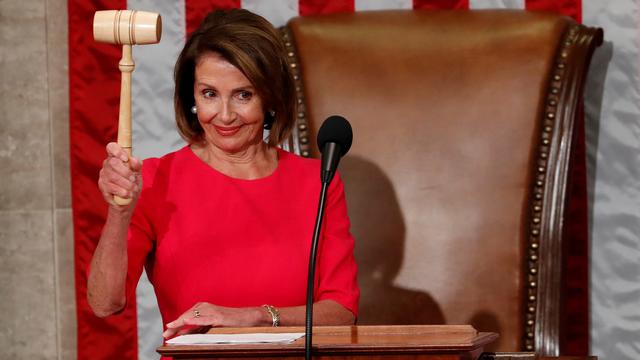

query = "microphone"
[317,115,353,184]
[305,115,353,360]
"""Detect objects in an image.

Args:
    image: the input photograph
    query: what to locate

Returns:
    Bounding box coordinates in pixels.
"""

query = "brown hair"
[174,9,296,146]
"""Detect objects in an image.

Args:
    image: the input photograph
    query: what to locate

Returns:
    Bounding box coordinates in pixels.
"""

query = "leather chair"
[280,10,602,356]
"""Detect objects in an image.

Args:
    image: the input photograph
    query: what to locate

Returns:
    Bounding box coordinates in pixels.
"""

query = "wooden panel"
[157,325,497,359]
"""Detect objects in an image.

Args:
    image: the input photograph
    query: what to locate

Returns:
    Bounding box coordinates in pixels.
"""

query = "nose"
[218,100,236,124]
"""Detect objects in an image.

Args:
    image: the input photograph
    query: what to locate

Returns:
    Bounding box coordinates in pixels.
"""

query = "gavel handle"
[115,44,135,206]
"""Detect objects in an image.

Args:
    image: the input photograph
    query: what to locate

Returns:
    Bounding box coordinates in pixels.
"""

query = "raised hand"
[98,142,143,209]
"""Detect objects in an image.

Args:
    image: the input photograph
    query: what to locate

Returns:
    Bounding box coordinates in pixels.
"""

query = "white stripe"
[130,0,186,161]
[128,1,187,360]
[241,0,299,27]
[468,0,525,9]
[583,1,640,359]
[355,0,412,11]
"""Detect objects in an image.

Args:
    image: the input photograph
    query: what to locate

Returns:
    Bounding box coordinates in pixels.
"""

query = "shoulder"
[276,148,345,191]
[140,146,192,185]
[277,148,328,186]
[277,148,320,174]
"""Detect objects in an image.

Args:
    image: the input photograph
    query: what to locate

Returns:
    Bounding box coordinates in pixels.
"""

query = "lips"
[213,124,242,136]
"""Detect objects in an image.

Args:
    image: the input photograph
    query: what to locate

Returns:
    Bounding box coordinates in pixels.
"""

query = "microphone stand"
[305,181,330,360]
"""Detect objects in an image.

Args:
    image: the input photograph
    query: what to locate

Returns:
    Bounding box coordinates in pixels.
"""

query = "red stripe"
[525,0,582,23]
[69,0,138,359]
[562,104,590,355]
[413,0,469,10]
[185,0,241,37]
[299,0,355,16]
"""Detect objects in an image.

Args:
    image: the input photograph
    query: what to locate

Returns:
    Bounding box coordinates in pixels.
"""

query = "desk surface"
[158,325,497,358]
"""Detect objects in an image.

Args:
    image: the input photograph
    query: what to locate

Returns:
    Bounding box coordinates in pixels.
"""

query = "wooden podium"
[157,325,498,359]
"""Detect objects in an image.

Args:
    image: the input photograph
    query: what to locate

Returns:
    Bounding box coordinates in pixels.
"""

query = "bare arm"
[163,299,355,338]
[278,299,355,326]
[87,142,142,317]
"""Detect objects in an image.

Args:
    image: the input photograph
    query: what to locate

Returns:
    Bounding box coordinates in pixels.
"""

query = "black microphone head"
[317,115,353,156]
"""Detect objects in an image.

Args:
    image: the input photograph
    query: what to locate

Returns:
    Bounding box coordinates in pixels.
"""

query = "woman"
[87,9,359,339]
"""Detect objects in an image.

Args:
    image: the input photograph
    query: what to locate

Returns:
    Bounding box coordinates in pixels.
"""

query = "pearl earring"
[190,105,197,114]
[269,110,276,117]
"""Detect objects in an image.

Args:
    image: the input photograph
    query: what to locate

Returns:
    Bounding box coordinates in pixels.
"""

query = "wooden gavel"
[93,10,162,205]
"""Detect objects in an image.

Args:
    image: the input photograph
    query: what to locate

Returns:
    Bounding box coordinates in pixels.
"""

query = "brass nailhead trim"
[280,27,311,157]
[523,24,581,351]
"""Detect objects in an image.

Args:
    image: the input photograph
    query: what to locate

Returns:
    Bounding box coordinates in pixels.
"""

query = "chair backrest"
[282,10,602,355]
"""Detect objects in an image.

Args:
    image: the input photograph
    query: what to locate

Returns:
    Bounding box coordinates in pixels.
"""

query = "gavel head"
[93,10,162,45]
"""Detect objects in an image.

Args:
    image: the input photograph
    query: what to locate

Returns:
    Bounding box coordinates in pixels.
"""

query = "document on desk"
[166,332,305,345]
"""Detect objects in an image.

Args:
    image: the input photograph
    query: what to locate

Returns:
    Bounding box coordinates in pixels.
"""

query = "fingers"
[129,156,143,172]
[98,143,143,207]
[106,142,129,162]
[162,303,264,340]
[162,318,184,339]
[163,303,219,339]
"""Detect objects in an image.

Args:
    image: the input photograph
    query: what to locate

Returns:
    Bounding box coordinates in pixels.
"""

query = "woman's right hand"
[98,142,143,211]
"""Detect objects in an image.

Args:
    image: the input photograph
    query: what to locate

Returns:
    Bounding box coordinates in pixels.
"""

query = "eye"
[237,90,253,101]
[202,89,216,98]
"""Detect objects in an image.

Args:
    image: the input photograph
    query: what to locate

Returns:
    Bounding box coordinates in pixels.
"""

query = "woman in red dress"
[87,8,359,340]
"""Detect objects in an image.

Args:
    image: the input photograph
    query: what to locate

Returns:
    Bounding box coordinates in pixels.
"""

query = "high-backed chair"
[280,10,602,356]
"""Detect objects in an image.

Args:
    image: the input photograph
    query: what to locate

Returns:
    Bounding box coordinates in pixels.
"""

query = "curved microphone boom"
[305,115,353,360]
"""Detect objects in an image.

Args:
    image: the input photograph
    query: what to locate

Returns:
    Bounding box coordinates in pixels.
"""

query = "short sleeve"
[316,172,360,316]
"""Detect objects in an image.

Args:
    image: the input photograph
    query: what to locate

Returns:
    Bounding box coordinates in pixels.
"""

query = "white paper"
[166,332,305,345]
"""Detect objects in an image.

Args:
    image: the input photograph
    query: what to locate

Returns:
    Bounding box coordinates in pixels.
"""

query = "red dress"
[126,146,360,325]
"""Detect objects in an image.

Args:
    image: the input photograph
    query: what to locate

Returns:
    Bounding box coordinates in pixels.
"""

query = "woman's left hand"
[162,302,268,339]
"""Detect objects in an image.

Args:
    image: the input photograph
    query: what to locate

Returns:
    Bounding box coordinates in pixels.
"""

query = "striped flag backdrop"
[68,1,640,359]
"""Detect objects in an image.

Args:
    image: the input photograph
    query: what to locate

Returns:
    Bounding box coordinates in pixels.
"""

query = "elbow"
[91,305,124,318]
[343,311,356,325]
[88,293,126,318]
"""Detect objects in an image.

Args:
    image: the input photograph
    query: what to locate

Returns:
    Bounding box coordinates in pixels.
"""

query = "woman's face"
[193,52,265,154]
